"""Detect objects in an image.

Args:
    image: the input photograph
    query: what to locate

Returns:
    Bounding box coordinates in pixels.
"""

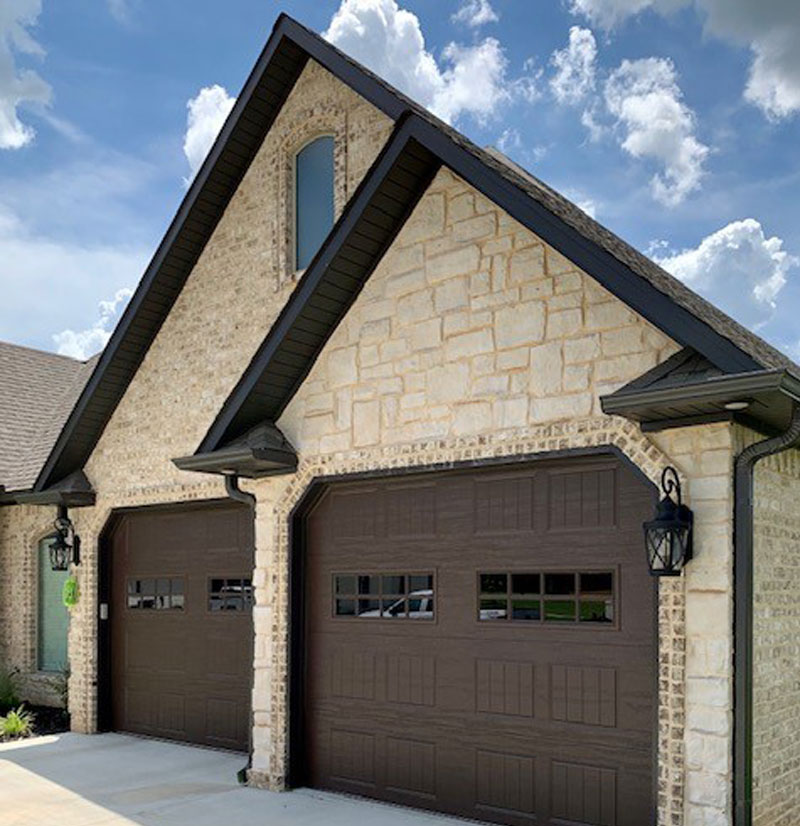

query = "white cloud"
[324,0,520,124]
[497,127,521,154]
[549,26,597,104]
[0,204,147,352]
[0,0,51,149]
[451,0,499,27]
[53,287,133,360]
[604,57,709,205]
[570,0,800,120]
[107,0,137,24]
[569,0,683,29]
[654,219,797,329]
[183,85,236,180]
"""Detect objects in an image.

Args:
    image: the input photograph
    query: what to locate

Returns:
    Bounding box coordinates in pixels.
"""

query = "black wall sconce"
[49,505,81,572]
[643,467,693,576]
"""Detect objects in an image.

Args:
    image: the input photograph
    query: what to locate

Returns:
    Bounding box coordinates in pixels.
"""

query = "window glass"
[128,577,185,611]
[295,136,334,270]
[334,572,434,620]
[544,573,575,595]
[38,537,69,671]
[478,570,616,625]
[479,573,507,594]
[544,600,576,622]
[511,573,540,594]
[208,577,253,612]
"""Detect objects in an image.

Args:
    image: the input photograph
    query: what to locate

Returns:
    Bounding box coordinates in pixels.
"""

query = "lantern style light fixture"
[49,506,81,572]
[643,467,693,576]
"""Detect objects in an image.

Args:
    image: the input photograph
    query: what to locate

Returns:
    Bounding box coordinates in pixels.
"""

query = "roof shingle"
[0,342,96,492]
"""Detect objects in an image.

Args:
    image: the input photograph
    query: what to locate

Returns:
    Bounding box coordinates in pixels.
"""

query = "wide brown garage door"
[303,456,656,826]
[110,503,253,751]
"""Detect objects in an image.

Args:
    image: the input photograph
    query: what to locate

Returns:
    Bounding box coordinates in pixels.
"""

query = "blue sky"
[1,0,798,362]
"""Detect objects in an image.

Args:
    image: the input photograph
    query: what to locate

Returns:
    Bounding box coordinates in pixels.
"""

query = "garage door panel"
[304,458,655,824]
[111,503,253,751]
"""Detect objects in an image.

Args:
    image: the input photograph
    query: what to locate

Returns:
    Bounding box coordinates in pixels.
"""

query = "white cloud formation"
[183,85,236,179]
[549,26,597,104]
[53,287,133,360]
[654,218,797,329]
[569,0,800,120]
[324,0,520,124]
[451,0,499,27]
[604,57,709,206]
[0,0,51,149]
[0,203,147,352]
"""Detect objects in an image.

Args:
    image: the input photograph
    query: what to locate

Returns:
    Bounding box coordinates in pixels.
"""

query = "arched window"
[295,135,334,271]
[37,536,69,672]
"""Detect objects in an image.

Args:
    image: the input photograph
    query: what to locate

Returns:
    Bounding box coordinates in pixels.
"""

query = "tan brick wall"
[752,446,800,826]
[0,503,67,707]
[39,61,392,731]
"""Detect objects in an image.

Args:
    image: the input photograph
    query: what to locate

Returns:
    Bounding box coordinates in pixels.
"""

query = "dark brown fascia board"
[1,470,96,507]
[199,113,763,454]
[32,14,412,494]
[601,368,800,418]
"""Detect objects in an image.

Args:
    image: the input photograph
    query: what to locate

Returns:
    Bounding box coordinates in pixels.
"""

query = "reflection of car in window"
[359,589,433,619]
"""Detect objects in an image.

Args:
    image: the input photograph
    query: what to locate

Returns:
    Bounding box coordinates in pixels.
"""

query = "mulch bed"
[0,705,70,742]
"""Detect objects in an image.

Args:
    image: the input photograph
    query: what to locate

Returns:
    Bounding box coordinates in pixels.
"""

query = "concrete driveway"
[0,733,468,826]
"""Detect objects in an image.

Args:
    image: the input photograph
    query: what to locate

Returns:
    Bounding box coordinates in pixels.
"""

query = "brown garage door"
[110,503,253,751]
[303,456,656,826]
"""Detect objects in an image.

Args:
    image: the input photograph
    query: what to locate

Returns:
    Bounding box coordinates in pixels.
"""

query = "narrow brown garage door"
[303,456,656,826]
[110,503,253,751]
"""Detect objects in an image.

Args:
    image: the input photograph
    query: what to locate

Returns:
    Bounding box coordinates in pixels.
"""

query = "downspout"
[733,402,800,826]
[224,474,257,784]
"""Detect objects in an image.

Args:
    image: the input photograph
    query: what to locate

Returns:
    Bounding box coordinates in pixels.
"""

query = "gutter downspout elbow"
[224,473,257,784]
[733,402,800,826]
[225,473,256,509]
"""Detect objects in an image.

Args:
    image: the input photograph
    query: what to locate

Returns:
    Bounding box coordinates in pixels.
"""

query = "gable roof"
[35,13,800,489]
[0,342,95,493]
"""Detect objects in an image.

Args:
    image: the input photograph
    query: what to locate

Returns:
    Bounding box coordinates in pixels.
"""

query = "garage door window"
[127,578,184,610]
[478,571,615,624]
[208,577,254,612]
[334,573,434,619]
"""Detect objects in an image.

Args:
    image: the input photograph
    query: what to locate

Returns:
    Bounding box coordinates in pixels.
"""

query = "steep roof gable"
[35,13,799,489]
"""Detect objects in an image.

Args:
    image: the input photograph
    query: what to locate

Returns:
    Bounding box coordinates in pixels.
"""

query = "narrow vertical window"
[38,537,69,671]
[295,135,334,271]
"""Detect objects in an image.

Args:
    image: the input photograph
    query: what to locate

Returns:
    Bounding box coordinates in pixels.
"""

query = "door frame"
[96,497,252,735]
[287,443,660,817]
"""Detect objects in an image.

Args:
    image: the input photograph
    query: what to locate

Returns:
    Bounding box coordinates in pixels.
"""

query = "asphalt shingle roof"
[0,342,96,492]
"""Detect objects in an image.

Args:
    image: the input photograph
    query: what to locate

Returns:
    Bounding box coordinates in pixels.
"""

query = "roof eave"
[601,369,800,434]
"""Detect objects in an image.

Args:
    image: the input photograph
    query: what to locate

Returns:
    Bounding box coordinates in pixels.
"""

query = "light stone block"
[494,302,546,349]
[529,341,563,395]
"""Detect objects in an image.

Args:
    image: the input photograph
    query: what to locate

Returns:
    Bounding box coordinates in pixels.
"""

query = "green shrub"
[0,667,20,715]
[0,705,35,738]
